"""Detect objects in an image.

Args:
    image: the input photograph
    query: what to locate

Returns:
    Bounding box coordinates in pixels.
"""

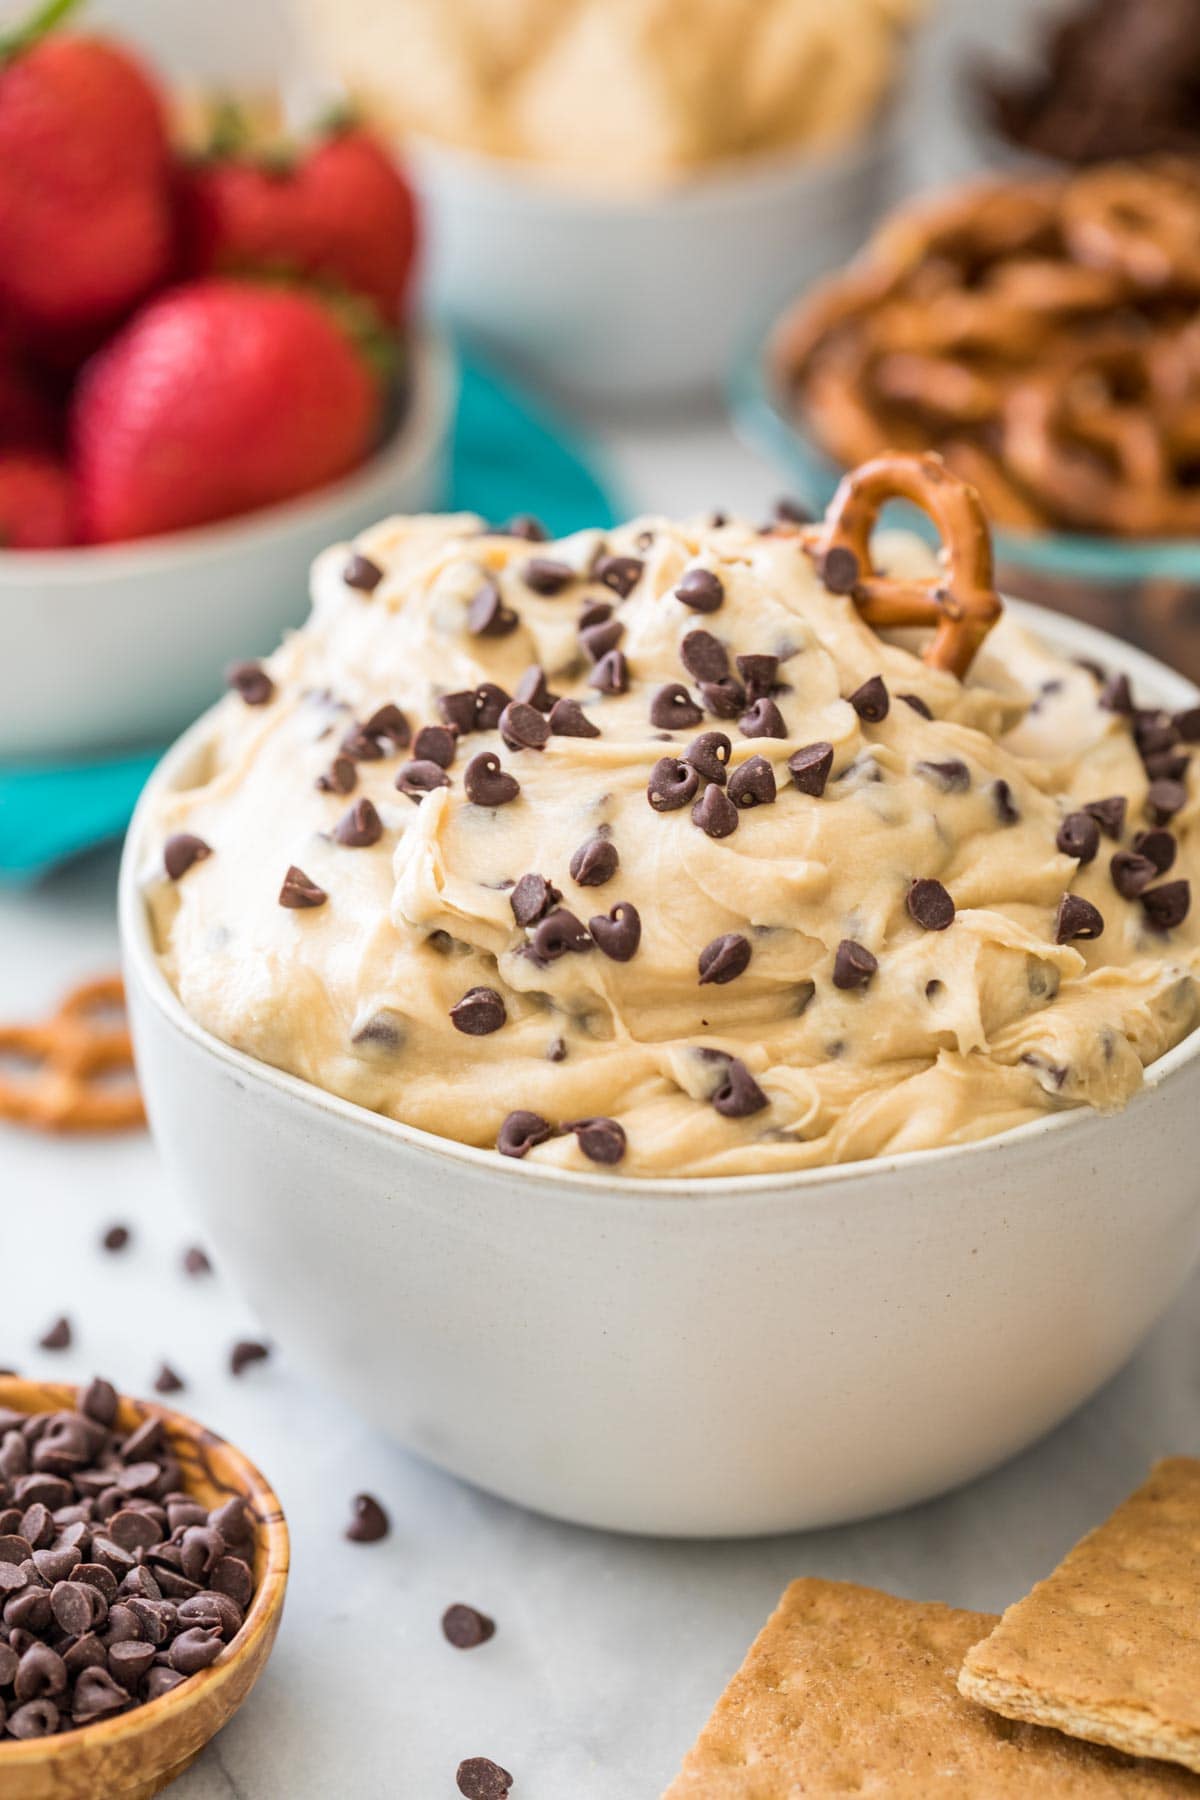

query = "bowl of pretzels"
[740,159,1200,683]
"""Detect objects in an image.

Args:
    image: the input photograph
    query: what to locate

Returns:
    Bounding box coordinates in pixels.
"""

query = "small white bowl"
[0,331,455,762]
[119,602,1200,1539]
[410,122,895,405]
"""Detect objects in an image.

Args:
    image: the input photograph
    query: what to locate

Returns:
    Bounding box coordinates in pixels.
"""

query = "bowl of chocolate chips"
[0,1375,288,1798]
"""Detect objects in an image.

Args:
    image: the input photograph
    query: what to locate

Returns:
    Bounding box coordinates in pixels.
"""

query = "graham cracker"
[662,1578,1199,1797]
[959,1457,1200,1776]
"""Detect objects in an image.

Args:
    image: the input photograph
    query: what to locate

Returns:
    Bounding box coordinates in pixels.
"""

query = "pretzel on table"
[0,975,145,1132]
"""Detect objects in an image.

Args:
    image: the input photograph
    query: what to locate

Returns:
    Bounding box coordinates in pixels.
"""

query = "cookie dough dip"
[144,454,1200,1179]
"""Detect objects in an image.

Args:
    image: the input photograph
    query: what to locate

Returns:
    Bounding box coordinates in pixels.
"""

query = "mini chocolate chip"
[183,1246,212,1277]
[686,731,732,784]
[1132,828,1176,874]
[510,873,561,926]
[464,753,520,806]
[450,988,507,1036]
[680,630,729,683]
[278,866,327,909]
[648,757,700,812]
[570,838,619,886]
[497,1112,553,1159]
[691,785,738,838]
[788,743,834,796]
[907,878,955,931]
[1084,796,1126,839]
[340,726,384,762]
[819,545,860,593]
[316,755,357,795]
[1146,777,1187,823]
[568,1117,627,1163]
[153,1364,184,1394]
[698,933,751,985]
[992,779,1020,825]
[362,703,411,748]
[396,758,451,800]
[439,691,478,735]
[499,701,551,751]
[521,557,573,595]
[229,1341,270,1377]
[101,1225,130,1254]
[514,666,555,713]
[529,908,592,964]
[1056,812,1100,864]
[650,683,703,730]
[1134,712,1176,758]
[225,660,273,705]
[735,654,778,700]
[1144,750,1190,783]
[699,675,746,718]
[334,798,383,848]
[443,1604,496,1649]
[594,553,642,598]
[589,903,641,962]
[1100,673,1133,713]
[1055,893,1104,943]
[588,649,629,694]
[168,1626,224,1675]
[899,692,933,719]
[457,1759,513,1800]
[473,684,511,731]
[1174,707,1200,742]
[548,697,601,738]
[546,1037,567,1062]
[832,939,877,990]
[345,1493,390,1543]
[728,755,776,808]
[343,553,383,592]
[675,568,724,612]
[1142,879,1190,930]
[915,759,970,794]
[578,598,613,631]
[163,835,211,882]
[773,496,813,523]
[711,1058,768,1118]
[413,725,457,768]
[739,697,786,739]
[468,581,519,638]
[72,1667,130,1722]
[848,675,889,723]
[38,1319,70,1352]
[502,514,546,542]
[580,617,625,663]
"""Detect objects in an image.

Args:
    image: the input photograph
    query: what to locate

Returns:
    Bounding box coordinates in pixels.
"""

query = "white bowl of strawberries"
[0,4,452,760]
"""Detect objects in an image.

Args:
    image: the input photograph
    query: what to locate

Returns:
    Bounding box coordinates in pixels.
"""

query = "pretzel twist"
[0,975,144,1132]
[804,452,1003,678]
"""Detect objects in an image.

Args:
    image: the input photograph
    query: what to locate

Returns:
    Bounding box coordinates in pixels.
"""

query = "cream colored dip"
[145,512,1199,1177]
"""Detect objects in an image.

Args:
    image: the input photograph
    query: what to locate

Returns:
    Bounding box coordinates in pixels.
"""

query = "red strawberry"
[0,353,60,449]
[72,279,384,544]
[0,450,77,547]
[0,13,173,346]
[180,125,418,326]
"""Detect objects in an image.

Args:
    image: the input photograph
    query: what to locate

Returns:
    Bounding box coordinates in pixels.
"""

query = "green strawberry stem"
[0,0,84,60]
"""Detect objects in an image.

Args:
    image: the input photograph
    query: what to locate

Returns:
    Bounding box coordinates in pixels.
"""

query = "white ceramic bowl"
[119,603,1200,1538]
[0,332,455,762]
[410,123,895,405]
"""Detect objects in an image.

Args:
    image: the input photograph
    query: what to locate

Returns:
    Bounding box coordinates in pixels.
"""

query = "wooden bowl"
[0,1378,289,1799]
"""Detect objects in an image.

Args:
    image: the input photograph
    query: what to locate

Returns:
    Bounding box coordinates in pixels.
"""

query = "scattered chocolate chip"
[735,654,778,701]
[991,779,1020,825]
[773,496,813,524]
[396,759,451,801]
[589,904,641,962]
[728,756,777,809]
[101,1225,130,1254]
[787,743,834,796]
[182,1247,212,1277]
[588,649,629,695]
[680,630,729,683]
[548,697,601,738]
[1056,812,1100,865]
[334,798,384,848]
[1133,712,1176,759]
[163,835,211,882]
[362,703,411,748]
[464,753,520,807]
[442,1604,495,1649]
[832,940,877,990]
[675,568,724,613]
[1144,750,1190,783]
[686,731,732,784]
[529,909,592,964]
[648,757,700,812]
[649,683,703,731]
[711,1058,768,1118]
[738,697,786,739]
[570,838,619,886]
[229,1341,270,1378]
[1084,796,1126,839]
[468,581,518,638]
[153,1364,184,1395]
[915,759,970,794]
[510,873,561,927]
[38,1319,70,1352]
[521,557,573,595]
[1099,673,1133,714]
[457,1758,513,1800]
[1146,778,1187,823]
[567,1117,627,1163]
[579,617,625,663]
[497,1112,553,1159]
[819,545,860,593]
[1174,707,1200,743]
[502,514,546,542]
[225,660,273,706]
[578,599,613,631]
[278,866,327,909]
[345,1494,390,1543]
[899,692,933,719]
[439,691,478,736]
[1142,880,1190,931]
[450,988,507,1036]
[343,553,383,592]
[594,554,642,598]
[340,726,385,762]
[316,755,357,795]
[1132,828,1176,874]
[907,878,956,931]
[848,675,889,723]
[546,1038,567,1063]
[473,684,511,732]
[499,701,551,752]
[699,675,746,719]
[1054,894,1104,943]
[413,725,457,769]
[513,667,555,713]
[698,933,751,985]
[691,785,738,838]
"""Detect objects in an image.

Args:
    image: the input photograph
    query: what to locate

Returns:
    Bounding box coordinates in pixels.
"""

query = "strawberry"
[72,279,384,544]
[0,450,77,547]
[0,2,174,347]
[0,352,60,449]
[180,124,418,326]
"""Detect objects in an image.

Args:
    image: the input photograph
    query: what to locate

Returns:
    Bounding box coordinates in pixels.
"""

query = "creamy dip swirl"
[145,512,1200,1177]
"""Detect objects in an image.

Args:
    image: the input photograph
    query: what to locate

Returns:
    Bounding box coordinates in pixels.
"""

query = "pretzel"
[0,976,145,1132]
[804,452,1002,678]
[1061,161,1200,293]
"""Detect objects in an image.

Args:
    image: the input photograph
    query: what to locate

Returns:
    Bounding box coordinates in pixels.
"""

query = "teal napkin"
[0,348,619,885]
